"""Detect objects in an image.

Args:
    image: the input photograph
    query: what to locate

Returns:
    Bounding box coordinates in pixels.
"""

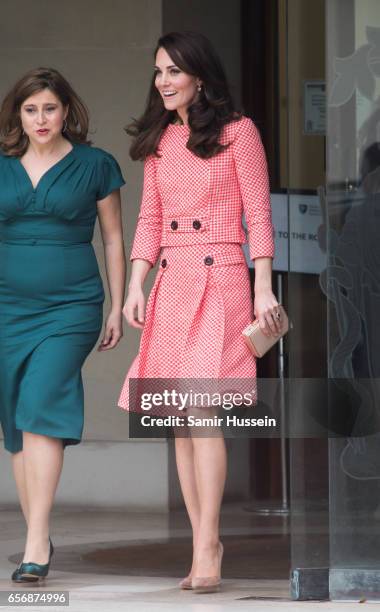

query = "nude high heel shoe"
[179,575,193,590]
[192,541,224,594]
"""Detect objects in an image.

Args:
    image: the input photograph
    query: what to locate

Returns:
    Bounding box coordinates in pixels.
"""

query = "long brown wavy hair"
[127,31,240,160]
[0,67,90,156]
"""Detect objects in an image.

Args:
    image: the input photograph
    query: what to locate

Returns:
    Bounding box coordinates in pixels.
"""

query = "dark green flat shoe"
[12,538,54,583]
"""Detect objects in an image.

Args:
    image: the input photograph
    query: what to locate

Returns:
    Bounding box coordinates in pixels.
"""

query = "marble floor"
[0,505,376,611]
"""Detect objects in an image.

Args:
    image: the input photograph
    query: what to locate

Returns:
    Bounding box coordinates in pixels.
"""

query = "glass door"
[326,0,380,600]
[287,0,380,600]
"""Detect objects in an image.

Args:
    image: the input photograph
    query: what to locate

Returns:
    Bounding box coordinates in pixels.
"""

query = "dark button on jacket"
[204,256,214,266]
[170,220,178,230]
[193,219,201,230]
[161,258,167,268]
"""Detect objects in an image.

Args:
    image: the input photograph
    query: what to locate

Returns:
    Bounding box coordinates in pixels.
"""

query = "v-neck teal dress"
[0,143,125,453]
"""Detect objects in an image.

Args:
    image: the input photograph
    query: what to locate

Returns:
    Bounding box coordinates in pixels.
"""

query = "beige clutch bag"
[242,304,289,358]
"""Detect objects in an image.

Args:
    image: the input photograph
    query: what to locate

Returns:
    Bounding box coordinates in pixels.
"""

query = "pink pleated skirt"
[118,243,257,412]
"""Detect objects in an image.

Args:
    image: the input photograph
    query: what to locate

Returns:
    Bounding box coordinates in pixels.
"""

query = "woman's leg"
[190,414,227,578]
[11,451,29,524]
[174,432,201,578]
[22,432,64,564]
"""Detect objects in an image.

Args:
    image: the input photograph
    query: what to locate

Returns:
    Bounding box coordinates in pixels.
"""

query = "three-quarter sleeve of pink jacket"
[233,117,275,260]
[130,155,162,266]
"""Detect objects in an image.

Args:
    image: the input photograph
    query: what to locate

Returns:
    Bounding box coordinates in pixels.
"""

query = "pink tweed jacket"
[130,116,275,265]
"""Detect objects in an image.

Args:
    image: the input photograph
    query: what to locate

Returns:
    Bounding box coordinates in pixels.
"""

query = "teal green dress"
[0,143,125,453]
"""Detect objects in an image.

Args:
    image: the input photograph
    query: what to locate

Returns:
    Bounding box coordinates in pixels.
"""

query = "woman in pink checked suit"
[119,31,281,593]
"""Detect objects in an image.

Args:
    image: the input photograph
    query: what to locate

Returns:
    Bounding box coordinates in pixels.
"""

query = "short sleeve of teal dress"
[96,152,125,200]
[0,144,125,453]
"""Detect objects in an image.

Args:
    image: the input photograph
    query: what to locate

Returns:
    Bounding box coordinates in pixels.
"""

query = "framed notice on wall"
[303,80,326,135]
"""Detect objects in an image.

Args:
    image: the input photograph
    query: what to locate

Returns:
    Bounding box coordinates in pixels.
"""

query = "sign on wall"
[243,192,326,274]
[303,80,326,135]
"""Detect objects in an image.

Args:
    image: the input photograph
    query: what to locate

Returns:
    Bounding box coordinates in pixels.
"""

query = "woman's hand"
[98,309,123,350]
[253,288,282,337]
[122,285,146,329]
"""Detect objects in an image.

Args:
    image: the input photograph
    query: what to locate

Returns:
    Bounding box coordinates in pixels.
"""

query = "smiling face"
[154,47,201,124]
[20,88,68,147]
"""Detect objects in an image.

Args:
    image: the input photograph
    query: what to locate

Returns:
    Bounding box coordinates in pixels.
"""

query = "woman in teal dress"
[0,67,126,582]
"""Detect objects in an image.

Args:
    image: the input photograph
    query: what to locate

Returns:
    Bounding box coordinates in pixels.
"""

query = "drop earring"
[62,119,67,133]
